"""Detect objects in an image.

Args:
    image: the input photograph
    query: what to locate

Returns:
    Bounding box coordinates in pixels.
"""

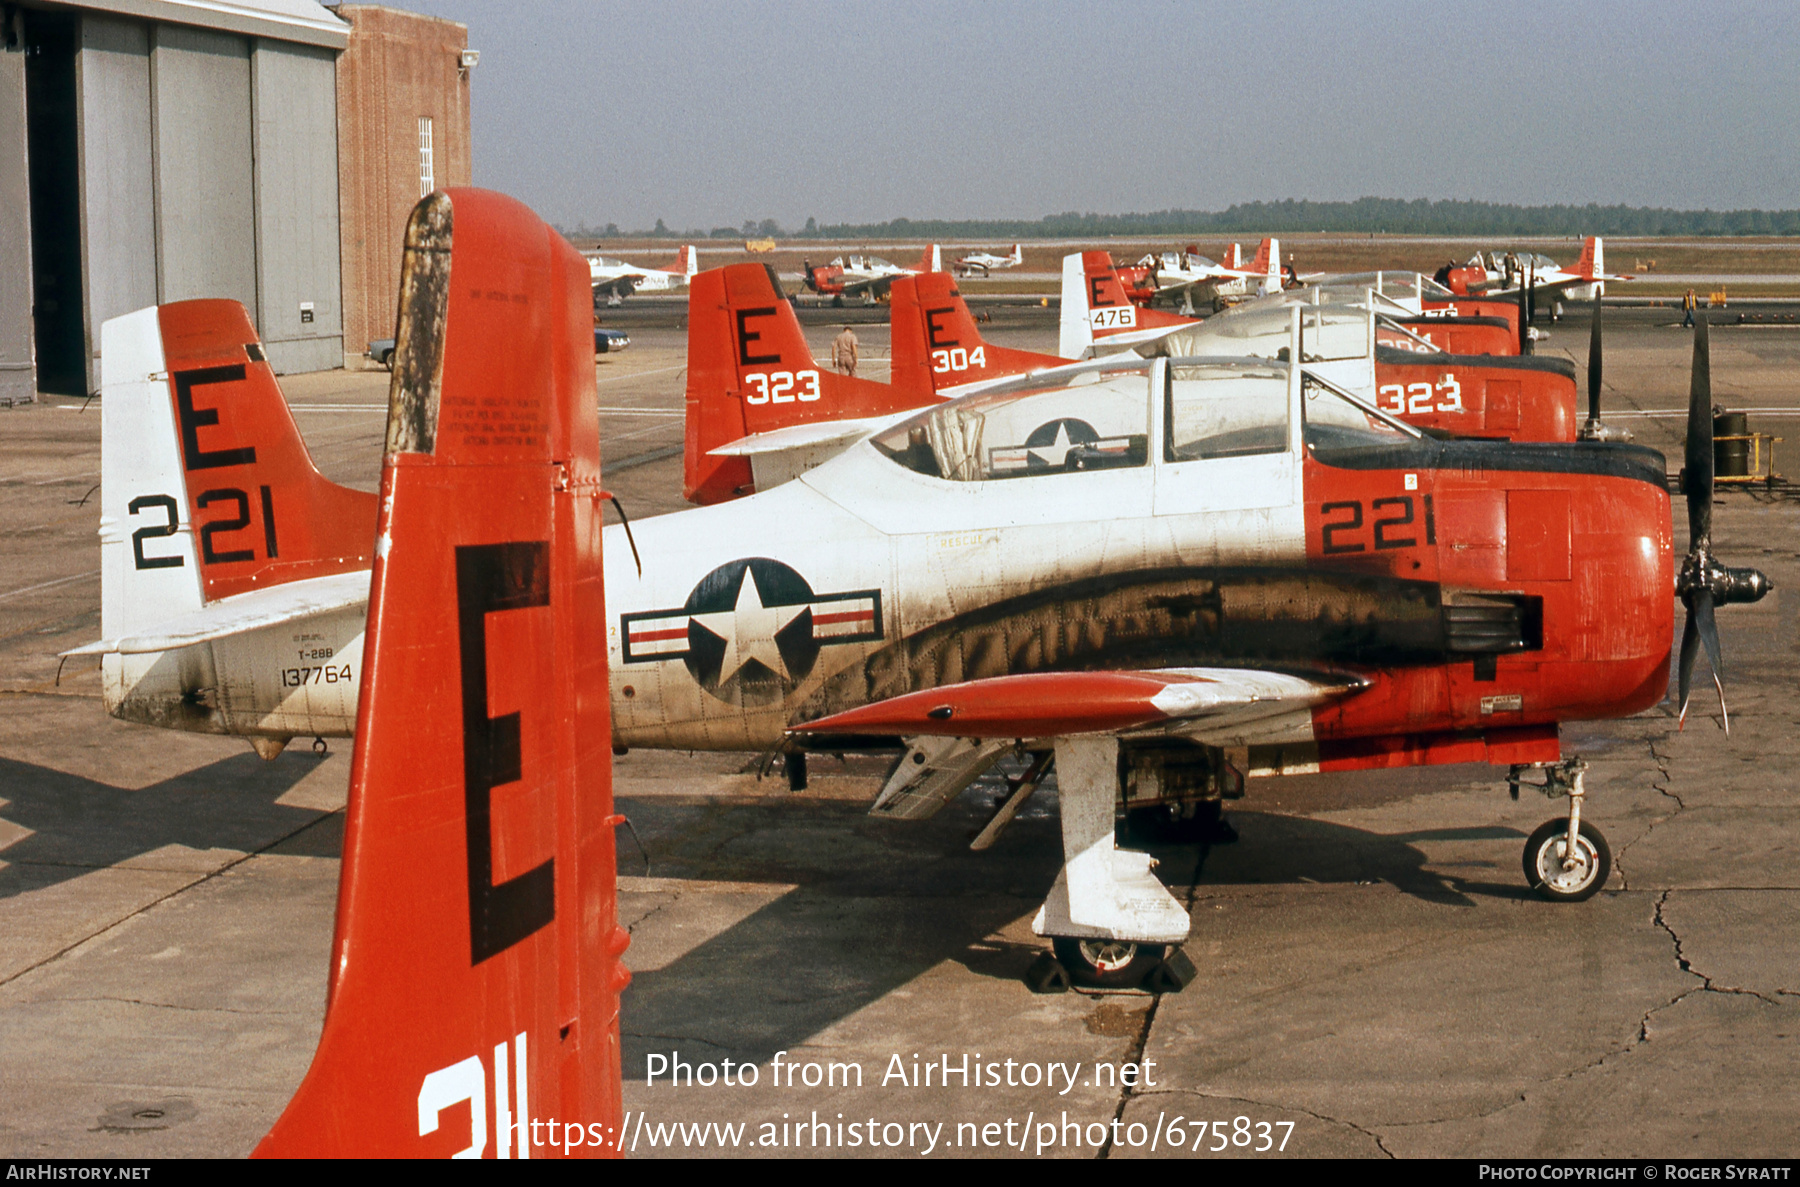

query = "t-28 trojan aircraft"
[76,231,1767,989]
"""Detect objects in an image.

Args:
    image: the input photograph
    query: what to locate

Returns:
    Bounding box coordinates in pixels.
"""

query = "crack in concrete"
[1654,889,1780,1004]
[622,894,678,936]
[1611,735,1681,891]
[1130,1085,1395,1157]
[1510,887,1784,1097]
[0,809,340,992]
[1099,841,1210,1160]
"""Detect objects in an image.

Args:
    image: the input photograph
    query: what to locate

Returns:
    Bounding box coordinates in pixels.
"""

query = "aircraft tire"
[1051,937,1166,989]
[1522,818,1611,902]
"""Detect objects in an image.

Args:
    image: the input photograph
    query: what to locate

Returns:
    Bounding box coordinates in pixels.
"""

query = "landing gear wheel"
[1051,937,1166,989]
[1522,818,1611,901]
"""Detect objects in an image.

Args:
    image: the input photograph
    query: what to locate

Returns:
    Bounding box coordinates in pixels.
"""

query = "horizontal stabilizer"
[64,570,370,656]
[706,414,901,457]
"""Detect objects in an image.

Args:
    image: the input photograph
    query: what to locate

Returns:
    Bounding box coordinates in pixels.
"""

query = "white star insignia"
[1027,423,1078,468]
[689,569,806,684]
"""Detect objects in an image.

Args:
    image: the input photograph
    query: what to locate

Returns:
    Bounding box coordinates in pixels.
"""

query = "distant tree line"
[564,199,1800,240]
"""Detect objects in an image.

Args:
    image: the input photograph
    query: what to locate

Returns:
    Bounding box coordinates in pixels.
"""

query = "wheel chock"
[1142,947,1198,994]
[1024,952,1071,994]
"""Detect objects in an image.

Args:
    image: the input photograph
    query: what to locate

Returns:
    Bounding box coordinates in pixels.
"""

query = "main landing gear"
[1509,758,1611,901]
[1026,737,1197,995]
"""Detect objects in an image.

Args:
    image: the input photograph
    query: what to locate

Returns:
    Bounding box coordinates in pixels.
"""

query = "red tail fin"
[1246,236,1277,277]
[684,264,917,504]
[155,300,376,601]
[1574,236,1598,279]
[1082,251,1135,311]
[256,189,621,1158]
[889,273,1061,397]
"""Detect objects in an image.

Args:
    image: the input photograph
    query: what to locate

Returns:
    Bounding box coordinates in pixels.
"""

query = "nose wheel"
[1509,758,1611,901]
[1522,818,1611,901]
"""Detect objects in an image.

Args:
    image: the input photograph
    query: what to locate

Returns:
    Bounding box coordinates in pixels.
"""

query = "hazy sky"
[403,0,1800,231]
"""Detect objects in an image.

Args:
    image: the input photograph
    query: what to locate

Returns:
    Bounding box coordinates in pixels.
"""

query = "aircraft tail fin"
[676,244,698,280]
[1247,236,1280,280]
[685,263,916,504]
[890,273,1062,397]
[256,188,622,1158]
[1575,236,1600,280]
[1008,244,1023,267]
[915,243,943,274]
[98,300,376,645]
[1059,251,1193,358]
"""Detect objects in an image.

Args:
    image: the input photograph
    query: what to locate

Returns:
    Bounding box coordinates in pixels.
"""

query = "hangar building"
[0,0,470,400]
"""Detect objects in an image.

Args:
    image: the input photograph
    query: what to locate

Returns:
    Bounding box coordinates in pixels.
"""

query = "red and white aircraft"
[953,243,1023,277]
[76,224,1766,991]
[588,244,697,305]
[1119,238,1283,314]
[1439,237,1633,306]
[801,244,943,304]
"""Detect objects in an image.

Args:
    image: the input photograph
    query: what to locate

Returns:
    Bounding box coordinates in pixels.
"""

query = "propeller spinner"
[1675,315,1772,731]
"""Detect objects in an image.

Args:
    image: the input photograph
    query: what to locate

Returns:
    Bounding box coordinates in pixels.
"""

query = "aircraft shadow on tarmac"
[0,752,331,901]
[617,780,1529,1074]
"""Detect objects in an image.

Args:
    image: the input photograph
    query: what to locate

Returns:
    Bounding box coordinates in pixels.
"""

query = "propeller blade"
[1679,590,1729,734]
[1588,298,1603,423]
[1686,315,1713,550]
[1518,282,1529,354]
[1524,271,1536,354]
[1676,601,1700,729]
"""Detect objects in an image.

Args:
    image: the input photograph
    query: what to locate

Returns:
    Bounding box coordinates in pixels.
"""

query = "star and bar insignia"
[621,558,881,707]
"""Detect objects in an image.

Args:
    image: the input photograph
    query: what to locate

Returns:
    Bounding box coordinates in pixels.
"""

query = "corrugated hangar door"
[0,30,33,404]
[252,40,342,374]
[78,17,158,392]
[151,25,258,317]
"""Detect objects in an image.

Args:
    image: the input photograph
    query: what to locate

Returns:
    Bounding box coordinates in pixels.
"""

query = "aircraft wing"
[835,273,901,298]
[63,569,371,656]
[791,667,1366,823]
[791,666,1367,743]
[706,414,904,458]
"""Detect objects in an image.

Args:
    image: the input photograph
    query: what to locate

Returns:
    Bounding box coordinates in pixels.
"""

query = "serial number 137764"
[280,664,353,688]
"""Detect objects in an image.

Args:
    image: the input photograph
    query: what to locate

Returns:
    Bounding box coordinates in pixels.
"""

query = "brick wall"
[334,4,470,361]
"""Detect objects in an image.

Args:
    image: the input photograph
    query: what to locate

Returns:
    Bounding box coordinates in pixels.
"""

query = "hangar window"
[872,370,1151,481]
[418,117,435,196]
